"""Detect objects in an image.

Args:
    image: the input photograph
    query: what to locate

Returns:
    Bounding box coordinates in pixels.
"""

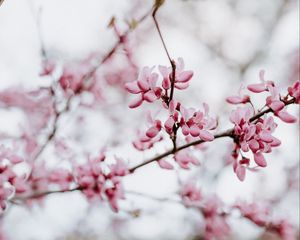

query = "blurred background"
[0,0,299,239]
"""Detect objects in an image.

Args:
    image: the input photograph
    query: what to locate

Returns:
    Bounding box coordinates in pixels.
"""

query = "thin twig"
[152,2,177,104]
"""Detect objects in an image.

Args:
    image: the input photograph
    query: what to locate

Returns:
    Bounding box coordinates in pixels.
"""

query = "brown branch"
[168,60,176,104]
[129,128,234,173]
[152,1,177,104]
[129,98,296,173]
[152,1,172,63]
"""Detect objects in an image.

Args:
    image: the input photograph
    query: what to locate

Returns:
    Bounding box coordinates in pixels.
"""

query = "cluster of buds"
[125,58,193,108]
[132,101,216,152]
[165,101,217,141]
[158,149,200,170]
[226,72,299,181]
[229,107,281,180]
[74,152,128,212]
[132,112,163,151]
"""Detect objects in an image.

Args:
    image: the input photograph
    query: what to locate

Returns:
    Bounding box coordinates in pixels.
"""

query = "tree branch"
[129,98,296,173]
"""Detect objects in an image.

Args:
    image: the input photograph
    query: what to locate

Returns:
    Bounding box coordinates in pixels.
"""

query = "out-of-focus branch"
[12,187,81,202]
[30,6,154,162]
[31,95,73,161]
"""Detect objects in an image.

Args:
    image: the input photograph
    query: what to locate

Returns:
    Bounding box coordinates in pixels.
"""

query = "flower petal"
[254,152,267,167]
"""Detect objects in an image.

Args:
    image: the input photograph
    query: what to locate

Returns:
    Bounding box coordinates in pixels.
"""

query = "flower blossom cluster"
[164,101,217,141]
[40,57,105,105]
[229,107,281,181]
[0,144,129,214]
[158,149,200,170]
[125,58,193,108]
[126,58,217,171]
[131,98,216,169]
[74,152,128,212]
[226,71,299,181]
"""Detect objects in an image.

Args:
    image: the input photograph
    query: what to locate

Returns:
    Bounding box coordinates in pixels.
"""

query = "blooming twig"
[129,97,296,173]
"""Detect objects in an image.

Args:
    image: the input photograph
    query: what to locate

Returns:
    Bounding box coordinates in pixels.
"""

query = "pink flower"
[132,131,163,151]
[105,182,125,212]
[174,149,200,169]
[226,84,250,105]
[265,86,284,112]
[235,201,270,227]
[202,195,230,240]
[247,70,274,93]
[125,66,162,108]
[232,156,250,182]
[125,58,193,108]
[180,182,202,205]
[204,214,230,240]
[108,157,129,178]
[229,107,282,180]
[146,120,162,138]
[39,60,55,76]
[158,158,174,170]
[179,103,216,141]
[246,71,297,123]
[75,154,127,212]
[276,110,297,123]
[59,64,87,94]
[164,100,178,134]
[288,80,300,104]
[132,112,163,151]
[159,57,193,90]
[58,55,103,96]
